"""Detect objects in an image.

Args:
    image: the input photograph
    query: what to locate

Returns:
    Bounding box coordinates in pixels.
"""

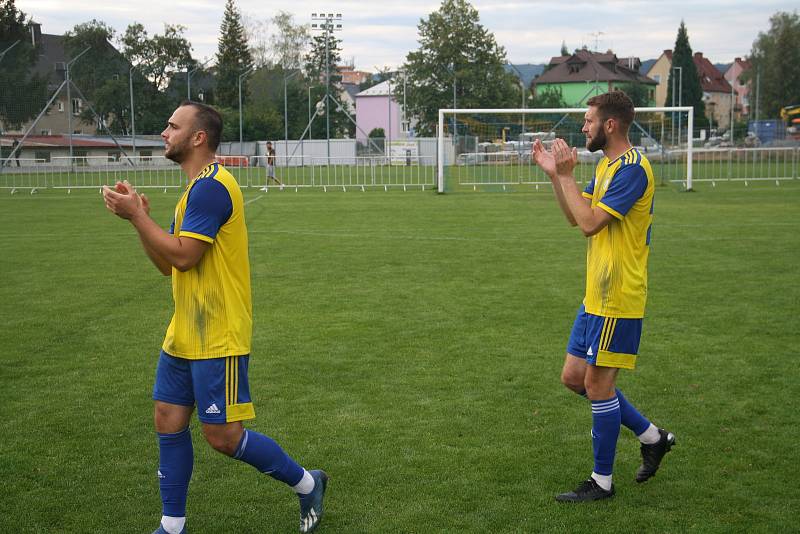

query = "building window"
[653,74,661,83]
[108,151,121,162]
[35,150,51,163]
[72,98,82,115]
[40,129,52,135]
[58,101,64,112]
[139,150,152,162]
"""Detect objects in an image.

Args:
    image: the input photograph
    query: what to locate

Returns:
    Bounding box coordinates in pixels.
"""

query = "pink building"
[724,57,752,118]
[355,81,406,142]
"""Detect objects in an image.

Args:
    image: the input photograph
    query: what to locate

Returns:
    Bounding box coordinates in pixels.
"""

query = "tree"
[744,10,800,118]
[0,0,48,129]
[304,31,342,84]
[269,11,309,70]
[530,86,567,108]
[215,0,253,108]
[304,31,353,138]
[242,13,270,68]
[64,20,131,134]
[402,0,519,135]
[120,23,194,91]
[665,21,707,128]
[620,81,651,107]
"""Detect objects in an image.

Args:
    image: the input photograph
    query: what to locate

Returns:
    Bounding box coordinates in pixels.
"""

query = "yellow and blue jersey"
[162,162,252,359]
[581,148,654,319]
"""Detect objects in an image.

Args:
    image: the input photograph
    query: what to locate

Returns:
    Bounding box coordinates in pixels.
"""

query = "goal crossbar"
[437,106,695,192]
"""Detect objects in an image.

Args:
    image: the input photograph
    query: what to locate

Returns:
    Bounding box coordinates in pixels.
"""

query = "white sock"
[292,469,315,495]
[638,424,661,445]
[160,516,185,534]
[591,472,613,491]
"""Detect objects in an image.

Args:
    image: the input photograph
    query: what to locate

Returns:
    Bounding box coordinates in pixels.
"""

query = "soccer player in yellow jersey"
[532,91,675,502]
[102,101,327,532]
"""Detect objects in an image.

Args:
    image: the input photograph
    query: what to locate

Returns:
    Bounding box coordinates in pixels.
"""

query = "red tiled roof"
[535,49,656,86]
[693,52,732,93]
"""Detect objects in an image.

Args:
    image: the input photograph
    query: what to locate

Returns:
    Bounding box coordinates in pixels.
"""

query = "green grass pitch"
[1,180,798,532]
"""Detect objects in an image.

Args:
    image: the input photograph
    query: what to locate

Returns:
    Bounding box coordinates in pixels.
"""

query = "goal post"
[437,106,694,193]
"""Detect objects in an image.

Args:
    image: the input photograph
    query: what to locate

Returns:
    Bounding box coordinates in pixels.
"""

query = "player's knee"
[561,369,584,393]
[202,424,242,456]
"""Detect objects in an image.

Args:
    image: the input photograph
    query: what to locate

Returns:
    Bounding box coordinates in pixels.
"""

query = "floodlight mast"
[311,12,343,162]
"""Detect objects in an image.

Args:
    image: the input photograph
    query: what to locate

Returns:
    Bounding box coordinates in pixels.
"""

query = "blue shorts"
[153,350,256,424]
[566,304,643,369]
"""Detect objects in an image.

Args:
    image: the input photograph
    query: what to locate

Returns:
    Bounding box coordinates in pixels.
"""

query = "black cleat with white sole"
[636,428,675,483]
[555,477,615,502]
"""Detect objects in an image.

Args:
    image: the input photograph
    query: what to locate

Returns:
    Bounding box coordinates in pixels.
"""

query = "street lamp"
[284,68,301,161]
[238,67,254,153]
[311,12,343,162]
[188,57,214,100]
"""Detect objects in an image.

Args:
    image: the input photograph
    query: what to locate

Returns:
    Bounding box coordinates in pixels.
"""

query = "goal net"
[436,107,694,193]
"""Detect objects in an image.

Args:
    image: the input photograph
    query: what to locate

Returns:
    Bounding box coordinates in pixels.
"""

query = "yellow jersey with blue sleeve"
[581,147,654,319]
[162,162,252,360]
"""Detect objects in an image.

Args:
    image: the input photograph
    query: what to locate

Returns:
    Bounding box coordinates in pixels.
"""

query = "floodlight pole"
[66,47,91,172]
[311,13,343,162]
[239,67,254,152]
[129,65,136,160]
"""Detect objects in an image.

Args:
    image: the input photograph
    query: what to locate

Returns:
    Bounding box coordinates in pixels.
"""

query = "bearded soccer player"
[532,91,675,502]
[102,101,328,532]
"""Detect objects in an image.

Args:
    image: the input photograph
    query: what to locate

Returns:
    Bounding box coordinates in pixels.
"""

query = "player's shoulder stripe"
[206,162,220,179]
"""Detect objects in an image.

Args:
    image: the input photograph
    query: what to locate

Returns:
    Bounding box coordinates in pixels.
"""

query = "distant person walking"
[266,141,282,186]
[11,138,21,167]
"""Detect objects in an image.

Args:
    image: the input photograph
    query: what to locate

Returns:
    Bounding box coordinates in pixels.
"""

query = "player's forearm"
[549,175,577,226]
[557,175,604,236]
[138,234,173,275]
[129,214,198,272]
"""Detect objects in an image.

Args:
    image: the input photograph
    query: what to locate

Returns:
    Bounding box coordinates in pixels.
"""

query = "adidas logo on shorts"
[205,403,221,414]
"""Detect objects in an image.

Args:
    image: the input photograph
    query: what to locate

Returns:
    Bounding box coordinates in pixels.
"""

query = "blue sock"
[233,429,304,486]
[591,396,621,476]
[615,388,651,436]
[158,428,193,517]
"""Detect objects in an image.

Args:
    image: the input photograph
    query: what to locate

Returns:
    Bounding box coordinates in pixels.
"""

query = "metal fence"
[0,153,437,192]
[445,145,799,190]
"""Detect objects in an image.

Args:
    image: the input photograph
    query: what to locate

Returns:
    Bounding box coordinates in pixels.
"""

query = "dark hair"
[586,90,635,131]
[179,100,223,152]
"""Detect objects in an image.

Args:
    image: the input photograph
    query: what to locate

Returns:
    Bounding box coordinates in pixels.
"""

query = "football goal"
[436,107,695,193]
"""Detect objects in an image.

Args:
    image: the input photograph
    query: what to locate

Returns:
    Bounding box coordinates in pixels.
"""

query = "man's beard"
[586,126,607,153]
[165,138,190,163]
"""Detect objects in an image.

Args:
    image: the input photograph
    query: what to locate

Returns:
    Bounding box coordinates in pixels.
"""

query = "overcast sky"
[17,0,796,70]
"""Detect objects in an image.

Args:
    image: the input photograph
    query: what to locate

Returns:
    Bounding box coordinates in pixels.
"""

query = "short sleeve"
[597,165,647,219]
[583,177,595,199]
[179,179,233,242]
